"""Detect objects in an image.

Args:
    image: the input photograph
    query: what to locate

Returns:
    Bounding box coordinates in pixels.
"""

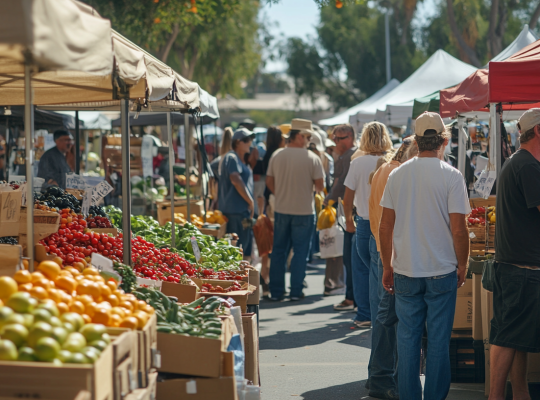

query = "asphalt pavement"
[258,262,487,400]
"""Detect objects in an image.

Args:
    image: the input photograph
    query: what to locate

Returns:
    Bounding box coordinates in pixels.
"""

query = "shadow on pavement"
[260,320,372,351]
[301,380,369,400]
[259,294,324,309]
[289,303,357,316]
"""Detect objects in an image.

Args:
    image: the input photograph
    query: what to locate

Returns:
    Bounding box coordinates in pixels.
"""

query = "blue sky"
[261,0,437,72]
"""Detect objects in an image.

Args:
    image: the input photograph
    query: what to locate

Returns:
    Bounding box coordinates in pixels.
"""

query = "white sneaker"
[354,320,371,329]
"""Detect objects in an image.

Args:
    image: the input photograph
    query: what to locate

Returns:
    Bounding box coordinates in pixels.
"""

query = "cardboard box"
[192,278,255,313]
[157,377,237,400]
[161,280,198,304]
[0,344,113,400]
[199,222,227,239]
[472,274,483,340]
[481,287,493,343]
[19,208,61,253]
[0,244,22,276]
[453,278,473,330]
[219,315,238,351]
[156,199,204,226]
[35,243,57,262]
[157,332,223,377]
[247,268,260,305]
[0,190,22,237]
[139,314,157,388]
[242,313,259,385]
[125,372,157,400]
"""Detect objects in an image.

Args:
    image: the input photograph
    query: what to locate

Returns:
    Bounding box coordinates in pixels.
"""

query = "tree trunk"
[400,0,418,45]
[530,2,540,29]
[446,0,482,67]
[488,0,511,59]
[159,24,179,63]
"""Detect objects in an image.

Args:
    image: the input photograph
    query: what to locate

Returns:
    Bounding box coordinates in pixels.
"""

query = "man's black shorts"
[490,262,540,353]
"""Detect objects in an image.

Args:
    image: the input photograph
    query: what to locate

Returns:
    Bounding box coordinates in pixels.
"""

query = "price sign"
[136,277,163,289]
[81,185,92,216]
[190,236,201,262]
[19,183,27,207]
[474,170,496,199]
[91,181,114,206]
[141,136,154,178]
[65,173,87,190]
[91,253,114,273]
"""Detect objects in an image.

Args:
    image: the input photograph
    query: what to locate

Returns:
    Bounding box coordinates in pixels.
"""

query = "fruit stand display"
[468,196,496,256]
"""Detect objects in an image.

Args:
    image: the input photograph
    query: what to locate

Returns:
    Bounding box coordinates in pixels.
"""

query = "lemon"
[37,301,59,317]
[34,337,60,362]
[0,339,18,360]
[49,316,62,328]
[32,308,52,324]
[89,340,108,352]
[82,347,100,363]
[7,292,35,314]
[62,332,86,353]
[22,314,34,329]
[63,322,75,333]
[67,352,89,364]
[0,277,18,301]
[27,321,53,347]
[60,313,85,332]
[5,313,26,327]
[17,346,36,361]
[58,349,72,362]
[0,323,28,347]
[0,306,14,329]
[51,326,68,345]
[79,323,106,343]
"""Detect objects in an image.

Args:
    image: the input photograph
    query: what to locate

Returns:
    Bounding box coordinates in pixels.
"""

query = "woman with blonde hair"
[343,122,392,329]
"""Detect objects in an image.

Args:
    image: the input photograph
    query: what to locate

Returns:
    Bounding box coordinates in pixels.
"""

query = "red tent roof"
[489,39,540,103]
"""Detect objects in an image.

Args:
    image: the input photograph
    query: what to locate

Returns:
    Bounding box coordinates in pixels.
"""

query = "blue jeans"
[343,231,355,302]
[394,271,457,400]
[352,216,371,322]
[224,211,253,257]
[368,235,379,326]
[369,257,398,394]
[269,212,316,298]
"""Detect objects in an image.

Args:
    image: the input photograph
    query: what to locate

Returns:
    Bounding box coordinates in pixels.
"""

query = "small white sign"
[136,277,163,289]
[186,380,197,394]
[91,180,114,205]
[65,173,87,190]
[82,185,92,216]
[474,170,496,199]
[141,136,154,178]
[190,236,201,262]
[91,252,114,273]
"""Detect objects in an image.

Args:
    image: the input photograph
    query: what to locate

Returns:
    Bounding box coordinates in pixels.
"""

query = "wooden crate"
[156,199,204,226]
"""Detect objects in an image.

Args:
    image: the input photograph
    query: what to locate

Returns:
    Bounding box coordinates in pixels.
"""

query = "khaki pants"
[325,256,345,291]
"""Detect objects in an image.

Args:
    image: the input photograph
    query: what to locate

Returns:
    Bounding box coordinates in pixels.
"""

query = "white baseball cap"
[415,112,445,137]
[518,108,540,133]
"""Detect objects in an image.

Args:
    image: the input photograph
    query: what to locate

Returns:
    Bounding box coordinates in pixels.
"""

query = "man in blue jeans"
[267,118,325,301]
[379,112,470,400]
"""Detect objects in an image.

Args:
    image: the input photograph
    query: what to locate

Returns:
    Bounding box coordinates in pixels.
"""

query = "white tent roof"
[489,24,538,64]
[198,86,220,120]
[318,78,400,126]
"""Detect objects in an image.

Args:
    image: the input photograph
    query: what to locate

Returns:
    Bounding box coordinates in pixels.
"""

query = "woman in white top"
[344,122,393,328]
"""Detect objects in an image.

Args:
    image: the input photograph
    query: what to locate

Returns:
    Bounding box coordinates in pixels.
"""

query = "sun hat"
[415,112,445,137]
[290,118,315,136]
[309,130,325,151]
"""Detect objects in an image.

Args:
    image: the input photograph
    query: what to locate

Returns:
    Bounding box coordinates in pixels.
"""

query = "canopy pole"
[167,113,175,249]
[214,121,218,159]
[84,130,89,174]
[457,117,467,180]
[75,111,80,174]
[5,117,9,182]
[24,64,35,270]
[185,113,191,222]
[199,116,207,223]
[385,10,391,83]
[489,103,497,173]
[495,104,502,193]
[121,99,132,265]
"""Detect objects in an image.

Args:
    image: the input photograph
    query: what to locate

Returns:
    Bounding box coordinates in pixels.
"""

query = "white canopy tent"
[318,78,400,126]
[0,0,114,266]
[488,24,538,64]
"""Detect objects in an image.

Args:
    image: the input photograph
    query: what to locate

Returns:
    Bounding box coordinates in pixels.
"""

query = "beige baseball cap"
[518,108,540,132]
[290,118,315,136]
[415,112,445,137]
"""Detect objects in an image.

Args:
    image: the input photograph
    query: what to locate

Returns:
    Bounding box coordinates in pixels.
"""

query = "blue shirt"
[218,151,253,215]
[37,146,72,190]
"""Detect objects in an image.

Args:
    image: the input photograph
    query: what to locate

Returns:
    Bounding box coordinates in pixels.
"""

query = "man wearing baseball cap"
[267,118,325,301]
[489,108,540,399]
[379,112,470,399]
[218,127,256,259]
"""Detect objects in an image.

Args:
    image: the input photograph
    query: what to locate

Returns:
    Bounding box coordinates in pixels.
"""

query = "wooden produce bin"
[199,222,227,239]
[156,199,204,225]
[246,267,260,306]
[161,280,198,303]
[0,345,113,400]
[139,314,158,388]
[110,331,138,399]
[125,372,157,400]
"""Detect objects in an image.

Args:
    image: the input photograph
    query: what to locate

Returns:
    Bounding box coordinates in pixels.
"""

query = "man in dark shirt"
[489,109,540,400]
[37,130,73,190]
[323,124,358,307]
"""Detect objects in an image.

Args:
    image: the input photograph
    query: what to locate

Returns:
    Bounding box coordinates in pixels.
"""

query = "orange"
[83,268,98,277]
[47,288,62,303]
[99,284,112,298]
[58,270,73,278]
[57,302,69,314]
[60,291,73,306]
[98,301,112,309]
[132,311,149,330]
[55,276,77,293]
[119,301,133,313]
[22,259,29,270]
[0,276,18,301]
[64,267,80,276]
[144,305,155,315]
[38,261,61,280]
[110,307,126,319]
[75,281,93,296]
[74,275,85,282]
[106,281,117,291]
[85,302,98,318]
[29,286,48,300]
[137,300,148,311]
[86,282,101,300]
[72,262,84,272]
[109,314,121,327]
[81,314,92,324]
[33,278,52,290]
[52,257,63,267]
[106,294,119,307]
[92,308,110,325]
[80,259,88,268]
[75,294,93,306]
[91,275,105,283]
[70,301,85,315]
[31,272,45,283]
[14,270,31,285]
[18,283,33,292]
[119,316,138,330]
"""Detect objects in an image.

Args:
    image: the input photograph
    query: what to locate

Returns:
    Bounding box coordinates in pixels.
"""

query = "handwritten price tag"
[474,170,496,199]
[190,237,201,262]
[91,181,113,206]
[66,173,87,190]
[82,185,92,216]
[91,253,114,273]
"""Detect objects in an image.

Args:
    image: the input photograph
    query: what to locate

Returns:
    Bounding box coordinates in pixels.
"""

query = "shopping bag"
[319,220,344,259]
[317,200,336,230]
[253,214,273,256]
[481,258,495,292]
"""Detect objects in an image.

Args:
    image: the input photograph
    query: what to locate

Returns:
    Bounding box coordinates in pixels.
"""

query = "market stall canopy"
[489,39,540,104]
[488,24,538,64]
[317,79,400,126]
[0,0,113,104]
[373,50,476,126]
[198,87,220,121]
[412,91,439,119]
[57,111,112,130]
[0,106,77,130]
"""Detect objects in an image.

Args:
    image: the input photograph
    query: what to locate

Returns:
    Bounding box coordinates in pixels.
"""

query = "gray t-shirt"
[267,148,325,215]
[37,146,72,190]
[325,146,356,203]
[380,157,471,277]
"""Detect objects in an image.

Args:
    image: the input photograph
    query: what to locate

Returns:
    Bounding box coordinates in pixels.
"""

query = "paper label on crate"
[469,232,476,239]
[474,170,496,199]
[19,183,26,207]
[128,369,137,392]
[136,277,163,289]
[91,253,114,273]
[152,349,162,368]
[65,173,87,190]
[226,297,236,305]
[141,135,154,178]
[190,236,201,262]
[81,185,92,216]
[186,380,197,394]
[1,191,21,222]
[91,180,114,205]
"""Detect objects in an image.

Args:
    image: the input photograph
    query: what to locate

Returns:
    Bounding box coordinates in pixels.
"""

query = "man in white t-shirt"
[266,118,325,301]
[379,112,470,400]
